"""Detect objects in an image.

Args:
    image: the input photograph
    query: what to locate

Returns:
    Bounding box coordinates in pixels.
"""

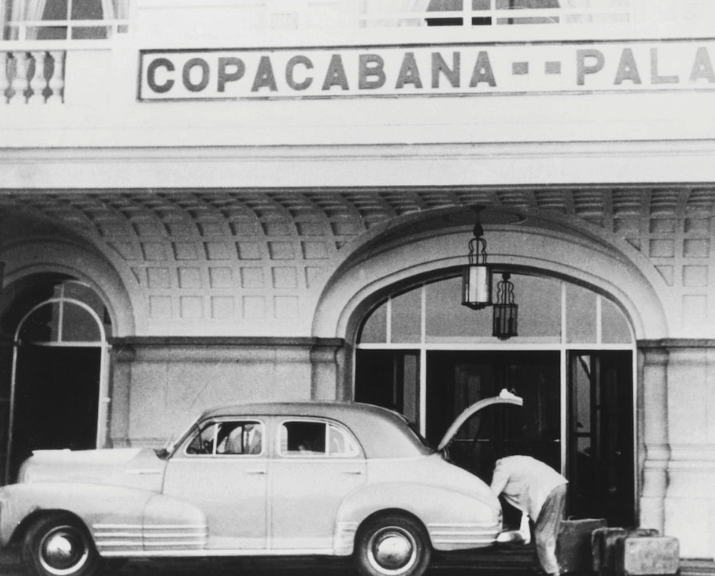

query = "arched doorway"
[354,272,635,527]
[3,278,111,484]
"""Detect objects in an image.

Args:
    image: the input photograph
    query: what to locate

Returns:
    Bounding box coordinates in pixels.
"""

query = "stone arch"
[1,237,137,337]
[312,210,670,343]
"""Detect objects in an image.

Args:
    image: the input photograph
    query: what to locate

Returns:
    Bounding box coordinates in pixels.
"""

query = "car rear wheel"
[354,513,432,576]
[22,514,103,576]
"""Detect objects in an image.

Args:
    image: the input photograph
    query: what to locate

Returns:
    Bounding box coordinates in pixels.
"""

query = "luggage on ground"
[556,518,607,574]
[591,527,679,576]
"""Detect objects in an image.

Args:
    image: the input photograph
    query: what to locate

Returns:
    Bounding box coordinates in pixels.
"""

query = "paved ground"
[1,545,536,576]
[2,545,713,576]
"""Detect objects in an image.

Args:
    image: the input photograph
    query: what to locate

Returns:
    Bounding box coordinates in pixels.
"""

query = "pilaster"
[638,342,670,533]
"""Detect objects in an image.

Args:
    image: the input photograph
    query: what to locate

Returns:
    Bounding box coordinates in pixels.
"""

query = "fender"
[0,483,207,556]
[334,481,501,554]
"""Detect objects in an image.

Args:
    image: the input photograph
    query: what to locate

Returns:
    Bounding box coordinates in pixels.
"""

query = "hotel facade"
[1,0,715,562]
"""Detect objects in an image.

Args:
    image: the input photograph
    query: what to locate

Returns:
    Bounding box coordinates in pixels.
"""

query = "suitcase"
[556,518,607,574]
[615,536,680,576]
[591,527,659,575]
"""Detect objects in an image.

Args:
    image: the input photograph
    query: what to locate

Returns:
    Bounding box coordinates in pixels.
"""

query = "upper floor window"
[427,0,632,26]
[361,0,632,27]
[2,0,129,40]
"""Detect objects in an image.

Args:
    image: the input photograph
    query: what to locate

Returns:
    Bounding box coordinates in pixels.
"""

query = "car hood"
[17,447,166,492]
[437,389,523,451]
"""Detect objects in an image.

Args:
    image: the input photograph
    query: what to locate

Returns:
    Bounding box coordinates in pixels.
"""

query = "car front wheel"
[354,513,432,576]
[22,514,103,576]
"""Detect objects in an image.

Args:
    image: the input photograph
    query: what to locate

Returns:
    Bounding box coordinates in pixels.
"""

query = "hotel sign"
[139,40,715,101]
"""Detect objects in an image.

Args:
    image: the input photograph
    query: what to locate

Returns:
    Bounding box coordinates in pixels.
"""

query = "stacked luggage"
[556,521,680,575]
[591,527,680,576]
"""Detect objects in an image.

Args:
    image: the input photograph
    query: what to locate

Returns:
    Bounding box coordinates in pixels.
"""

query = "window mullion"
[420,285,426,344]
[57,299,64,344]
[68,0,74,39]
[386,297,392,345]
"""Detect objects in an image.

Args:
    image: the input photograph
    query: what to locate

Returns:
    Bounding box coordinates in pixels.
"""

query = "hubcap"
[39,526,89,576]
[368,527,417,574]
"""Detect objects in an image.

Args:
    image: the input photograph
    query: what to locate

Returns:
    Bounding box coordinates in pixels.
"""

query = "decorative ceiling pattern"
[0,188,711,333]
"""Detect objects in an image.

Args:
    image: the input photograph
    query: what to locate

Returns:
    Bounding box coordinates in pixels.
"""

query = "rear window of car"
[278,420,361,458]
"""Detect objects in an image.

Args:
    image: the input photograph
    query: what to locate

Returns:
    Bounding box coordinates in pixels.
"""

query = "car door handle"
[342,469,363,475]
[247,469,267,475]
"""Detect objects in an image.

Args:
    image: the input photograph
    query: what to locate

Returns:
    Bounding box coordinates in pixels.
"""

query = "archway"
[3,277,111,484]
[311,210,670,528]
[354,272,636,526]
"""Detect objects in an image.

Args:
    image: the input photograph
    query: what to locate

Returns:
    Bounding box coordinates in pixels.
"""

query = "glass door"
[355,349,420,427]
[568,351,635,526]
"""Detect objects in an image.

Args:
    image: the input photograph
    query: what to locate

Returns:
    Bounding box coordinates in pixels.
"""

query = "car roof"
[198,401,433,459]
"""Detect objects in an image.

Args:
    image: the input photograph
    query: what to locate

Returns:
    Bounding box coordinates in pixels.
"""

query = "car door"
[269,418,366,551]
[162,418,268,550]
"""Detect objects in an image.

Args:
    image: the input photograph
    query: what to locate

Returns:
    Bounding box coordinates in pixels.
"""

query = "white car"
[0,392,522,576]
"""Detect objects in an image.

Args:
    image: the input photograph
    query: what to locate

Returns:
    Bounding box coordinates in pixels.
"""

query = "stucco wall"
[108,338,343,447]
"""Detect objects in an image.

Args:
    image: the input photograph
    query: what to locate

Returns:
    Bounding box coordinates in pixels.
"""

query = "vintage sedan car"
[0,394,522,576]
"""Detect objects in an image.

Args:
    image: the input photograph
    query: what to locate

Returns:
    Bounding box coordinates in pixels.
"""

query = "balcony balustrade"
[0,49,64,104]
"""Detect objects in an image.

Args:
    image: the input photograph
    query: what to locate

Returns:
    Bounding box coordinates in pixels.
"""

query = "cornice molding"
[3,141,715,189]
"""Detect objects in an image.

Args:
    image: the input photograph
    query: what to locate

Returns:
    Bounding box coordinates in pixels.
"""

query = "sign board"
[138,40,715,101]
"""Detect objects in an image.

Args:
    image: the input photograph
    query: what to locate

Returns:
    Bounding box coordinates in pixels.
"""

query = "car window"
[327,425,360,457]
[185,420,263,456]
[279,420,360,458]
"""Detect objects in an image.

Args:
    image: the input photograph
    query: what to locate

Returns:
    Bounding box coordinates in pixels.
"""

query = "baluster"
[47,51,65,104]
[28,51,48,105]
[0,52,9,104]
[9,51,29,104]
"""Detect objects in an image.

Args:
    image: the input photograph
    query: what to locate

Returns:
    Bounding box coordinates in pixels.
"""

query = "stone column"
[108,344,135,448]
[638,343,670,533]
[660,344,715,557]
[310,338,345,400]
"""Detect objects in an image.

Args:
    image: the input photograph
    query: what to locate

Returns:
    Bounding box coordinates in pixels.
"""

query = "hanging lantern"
[461,213,492,310]
[493,273,518,340]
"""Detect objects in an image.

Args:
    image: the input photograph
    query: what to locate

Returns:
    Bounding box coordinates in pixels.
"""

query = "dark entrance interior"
[425,351,561,480]
[9,345,100,483]
[355,348,635,527]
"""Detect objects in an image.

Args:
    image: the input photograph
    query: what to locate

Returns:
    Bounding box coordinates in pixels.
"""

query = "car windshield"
[156,412,202,459]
